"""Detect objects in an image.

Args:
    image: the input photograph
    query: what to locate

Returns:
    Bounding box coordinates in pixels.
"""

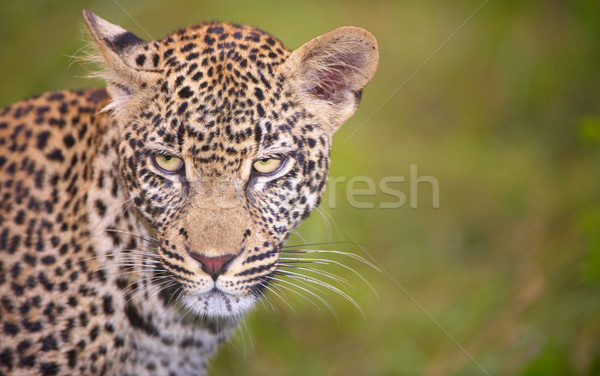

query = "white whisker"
[279,256,379,299]
[105,228,159,244]
[277,264,350,287]
[267,276,337,319]
[258,279,299,317]
[276,270,364,319]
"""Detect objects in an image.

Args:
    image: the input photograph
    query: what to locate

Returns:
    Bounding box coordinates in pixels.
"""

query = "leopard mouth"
[180,288,257,318]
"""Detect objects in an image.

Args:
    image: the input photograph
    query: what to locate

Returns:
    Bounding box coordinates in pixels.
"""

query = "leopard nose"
[189,252,236,281]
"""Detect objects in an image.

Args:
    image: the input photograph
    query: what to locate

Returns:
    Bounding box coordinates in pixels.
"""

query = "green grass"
[2,0,599,374]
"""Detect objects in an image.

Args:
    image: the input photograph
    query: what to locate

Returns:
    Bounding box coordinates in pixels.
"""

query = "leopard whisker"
[162,281,184,308]
[281,249,381,272]
[109,268,163,279]
[279,256,379,299]
[119,249,161,258]
[120,198,136,218]
[231,316,254,360]
[266,275,337,318]
[143,280,180,305]
[275,270,364,319]
[277,264,351,287]
[314,206,341,240]
[89,254,164,273]
[78,248,160,265]
[265,277,323,313]
[256,290,275,313]
[124,274,175,307]
[257,277,299,317]
[290,230,308,246]
[91,263,158,274]
[105,228,160,245]
[282,241,362,249]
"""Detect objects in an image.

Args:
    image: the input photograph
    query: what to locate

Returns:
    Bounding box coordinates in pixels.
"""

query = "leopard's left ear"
[83,10,160,114]
[281,26,378,131]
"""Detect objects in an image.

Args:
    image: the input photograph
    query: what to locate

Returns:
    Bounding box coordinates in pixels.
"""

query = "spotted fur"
[0,10,378,375]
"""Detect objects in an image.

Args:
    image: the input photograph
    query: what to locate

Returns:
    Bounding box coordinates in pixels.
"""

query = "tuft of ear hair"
[282,26,379,131]
[82,10,160,117]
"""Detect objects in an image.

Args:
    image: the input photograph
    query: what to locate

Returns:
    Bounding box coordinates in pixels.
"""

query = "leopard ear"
[282,26,378,131]
[82,10,159,113]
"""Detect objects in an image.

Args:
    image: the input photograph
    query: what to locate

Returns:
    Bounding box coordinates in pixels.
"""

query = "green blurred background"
[1,0,599,375]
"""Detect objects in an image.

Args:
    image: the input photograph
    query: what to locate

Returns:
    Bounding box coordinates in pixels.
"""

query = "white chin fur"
[181,290,256,318]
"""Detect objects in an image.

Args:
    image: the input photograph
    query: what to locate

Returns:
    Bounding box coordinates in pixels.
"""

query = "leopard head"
[84,10,378,317]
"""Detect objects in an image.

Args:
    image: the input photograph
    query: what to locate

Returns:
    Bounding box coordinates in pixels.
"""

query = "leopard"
[0,9,378,375]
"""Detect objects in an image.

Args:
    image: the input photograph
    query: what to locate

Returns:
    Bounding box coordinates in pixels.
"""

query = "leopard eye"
[153,154,183,174]
[252,157,283,176]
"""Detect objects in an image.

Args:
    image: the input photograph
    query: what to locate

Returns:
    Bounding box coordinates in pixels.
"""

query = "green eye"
[153,154,183,173]
[252,157,283,175]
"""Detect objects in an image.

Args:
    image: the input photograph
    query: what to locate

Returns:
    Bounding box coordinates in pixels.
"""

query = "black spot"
[3,322,19,336]
[89,325,100,341]
[19,355,36,368]
[17,339,31,353]
[22,319,42,332]
[41,255,56,265]
[191,71,203,81]
[124,303,159,336]
[38,272,54,291]
[19,300,30,314]
[46,149,64,162]
[103,295,115,315]
[186,52,200,61]
[95,199,107,216]
[163,48,174,59]
[135,54,146,66]
[40,334,58,351]
[207,26,224,34]
[254,87,264,101]
[40,362,60,376]
[178,86,193,99]
[256,103,265,118]
[254,124,263,144]
[23,253,36,266]
[177,102,188,115]
[108,31,144,53]
[0,348,13,369]
[37,131,51,150]
[47,92,65,101]
[204,35,216,45]
[11,282,24,296]
[114,336,125,347]
[105,323,115,333]
[62,134,76,148]
[79,312,88,327]
[15,209,25,224]
[66,349,77,368]
[181,42,195,52]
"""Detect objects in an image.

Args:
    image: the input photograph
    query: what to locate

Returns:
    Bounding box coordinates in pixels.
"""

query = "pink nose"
[189,253,236,281]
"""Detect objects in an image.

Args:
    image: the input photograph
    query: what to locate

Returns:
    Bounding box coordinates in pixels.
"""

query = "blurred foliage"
[1,0,599,375]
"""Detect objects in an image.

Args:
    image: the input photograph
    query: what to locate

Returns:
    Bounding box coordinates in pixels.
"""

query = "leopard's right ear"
[83,10,160,114]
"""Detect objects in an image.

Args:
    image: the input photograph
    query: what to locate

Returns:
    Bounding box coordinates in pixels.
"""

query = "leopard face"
[84,11,378,318]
